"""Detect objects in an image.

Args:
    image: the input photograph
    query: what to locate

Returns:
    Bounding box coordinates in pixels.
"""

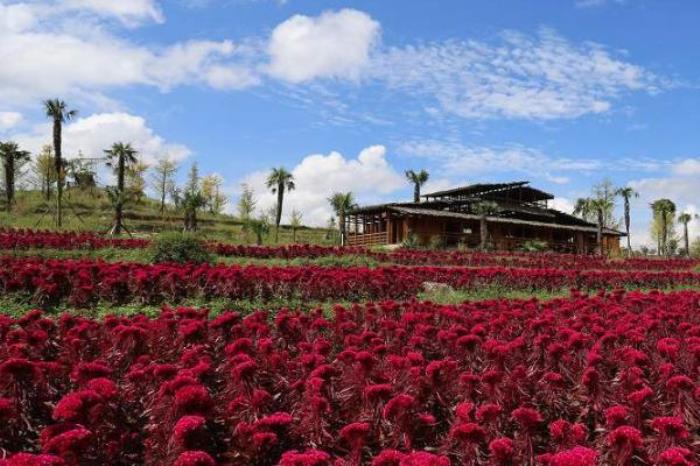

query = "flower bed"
[0,256,698,307]
[0,291,698,464]
[3,229,699,271]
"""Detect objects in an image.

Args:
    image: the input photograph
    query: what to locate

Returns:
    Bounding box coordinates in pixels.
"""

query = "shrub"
[147,233,212,264]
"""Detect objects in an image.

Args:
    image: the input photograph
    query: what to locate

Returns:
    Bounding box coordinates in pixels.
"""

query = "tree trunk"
[4,161,12,212]
[160,176,166,215]
[624,201,631,254]
[339,210,346,246]
[684,223,689,257]
[414,183,420,203]
[480,216,488,251]
[113,155,126,235]
[292,227,297,243]
[596,210,603,256]
[275,186,284,242]
[53,120,63,227]
[662,214,668,257]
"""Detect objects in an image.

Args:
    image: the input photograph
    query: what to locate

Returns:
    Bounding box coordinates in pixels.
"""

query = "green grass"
[1,285,698,319]
[0,188,336,246]
[0,248,381,268]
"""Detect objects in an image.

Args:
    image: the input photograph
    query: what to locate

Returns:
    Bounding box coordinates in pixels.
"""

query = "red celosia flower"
[488,437,515,463]
[172,450,216,466]
[371,449,406,466]
[0,397,15,419]
[398,451,450,466]
[85,378,118,400]
[0,358,42,383]
[549,446,598,466]
[252,431,278,449]
[549,419,570,443]
[607,425,643,449]
[383,394,416,421]
[450,423,486,444]
[455,402,473,422]
[339,422,371,449]
[41,427,92,456]
[172,416,207,450]
[365,384,393,403]
[604,405,629,428]
[174,385,213,416]
[475,403,502,423]
[257,412,294,430]
[628,386,653,405]
[657,447,695,466]
[279,449,332,466]
[511,406,543,431]
[0,453,66,466]
[651,417,688,440]
[667,375,694,392]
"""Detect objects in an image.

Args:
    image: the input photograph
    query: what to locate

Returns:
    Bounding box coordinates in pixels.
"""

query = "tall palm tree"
[677,212,697,257]
[44,99,77,227]
[328,192,356,246]
[590,198,613,255]
[573,198,596,223]
[615,186,638,254]
[650,199,676,257]
[266,167,295,242]
[473,201,499,251]
[104,143,138,235]
[405,169,429,203]
[575,197,612,255]
[0,142,31,212]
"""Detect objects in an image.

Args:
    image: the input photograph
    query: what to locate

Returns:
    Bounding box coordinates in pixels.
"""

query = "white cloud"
[627,173,699,248]
[399,139,602,181]
[672,158,700,176]
[551,197,574,214]
[64,0,164,25]
[369,29,659,120]
[0,111,23,130]
[12,112,191,165]
[267,8,380,82]
[0,2,257,106]
[240,145,404,225]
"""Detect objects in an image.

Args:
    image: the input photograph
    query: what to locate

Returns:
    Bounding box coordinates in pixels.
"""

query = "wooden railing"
[347,232,388,247]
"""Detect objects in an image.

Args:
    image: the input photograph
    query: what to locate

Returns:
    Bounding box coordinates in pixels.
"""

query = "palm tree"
[0,142,31,212]
[328,192,356,246]
[104,143,138,235]
[590,198,613,255]
[290,209,303,243]
[473,201,499,251]
[266,167,295,242]
[575,197,612,255]
[677,212,697,257]
[650,199,676,256]
[573,198,596,223]
[44,99,77,227]
[615,186,638,254]
[405,169,429,203]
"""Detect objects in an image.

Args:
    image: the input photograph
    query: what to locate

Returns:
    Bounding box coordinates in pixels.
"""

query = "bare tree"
[151,157,179,214]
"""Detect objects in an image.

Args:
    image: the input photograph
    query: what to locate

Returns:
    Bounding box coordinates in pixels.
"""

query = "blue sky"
[0,0,698,244]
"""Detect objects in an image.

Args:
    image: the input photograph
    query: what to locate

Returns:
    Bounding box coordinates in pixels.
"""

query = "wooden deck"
[347,232,388,247]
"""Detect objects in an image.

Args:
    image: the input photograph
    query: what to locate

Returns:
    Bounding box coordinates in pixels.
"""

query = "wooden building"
[346,181,624,254]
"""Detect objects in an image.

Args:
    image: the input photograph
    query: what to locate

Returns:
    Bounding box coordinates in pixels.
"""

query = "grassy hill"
[0,188,336,245]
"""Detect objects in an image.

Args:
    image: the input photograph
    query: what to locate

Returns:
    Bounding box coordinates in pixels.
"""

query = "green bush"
[148,233,212,264]
[520,240,548,252]
[401,233,420,249]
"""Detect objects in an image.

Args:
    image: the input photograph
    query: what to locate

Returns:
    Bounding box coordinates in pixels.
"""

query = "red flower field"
[0,291,698,465]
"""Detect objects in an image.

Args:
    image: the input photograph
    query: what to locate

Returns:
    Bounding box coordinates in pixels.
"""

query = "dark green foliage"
[147,232,212,264]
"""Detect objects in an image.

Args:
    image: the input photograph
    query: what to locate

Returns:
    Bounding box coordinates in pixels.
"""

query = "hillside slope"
[0,188,335,245]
